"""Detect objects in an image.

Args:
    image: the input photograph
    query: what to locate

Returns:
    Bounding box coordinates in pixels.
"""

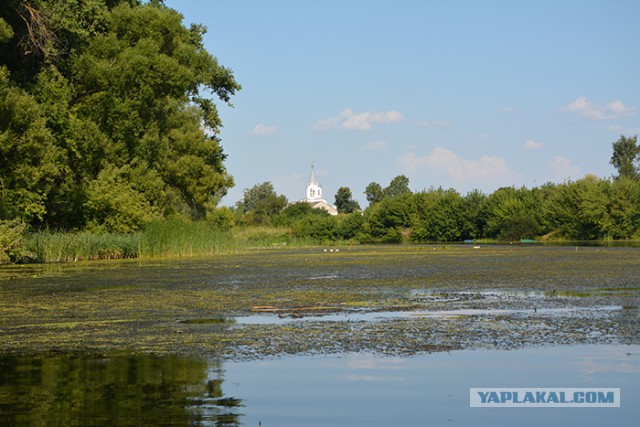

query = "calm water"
[1,245,638,425]
[1,345,638,426]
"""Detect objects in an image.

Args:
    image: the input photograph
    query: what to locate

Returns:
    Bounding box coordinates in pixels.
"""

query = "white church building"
[304,165,338,215]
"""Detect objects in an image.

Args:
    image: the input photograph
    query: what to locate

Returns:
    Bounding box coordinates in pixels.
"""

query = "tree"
[605,178,640,239]
[482,187,541,240]
[610,135,639,180]
[0,1,240,229]
[385,175,411,198]
[364,182,384,205]
[236,182,287,225]
[541,177,610,240]
[0,68,60,223]
[334,187,360,213]
[412,188,466,242]
[362,194,413,243]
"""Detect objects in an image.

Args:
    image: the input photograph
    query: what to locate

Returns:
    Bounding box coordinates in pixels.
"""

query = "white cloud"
[524,139,544,150]
[365,140,387,151]
[398,147,520,186]
[314,108,404,131]
[501,106,516,113]
[251,124,278,135]
[562,97,636,120]
[549,156,581,181]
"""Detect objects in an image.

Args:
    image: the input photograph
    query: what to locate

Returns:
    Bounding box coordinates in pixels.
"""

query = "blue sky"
[165,0,639,207]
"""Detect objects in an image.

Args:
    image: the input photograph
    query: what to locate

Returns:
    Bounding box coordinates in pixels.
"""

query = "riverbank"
[3,219,639,265]
[3,222,322,264]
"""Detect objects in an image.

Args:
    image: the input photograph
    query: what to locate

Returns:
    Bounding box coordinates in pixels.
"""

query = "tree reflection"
[0,354,242,427]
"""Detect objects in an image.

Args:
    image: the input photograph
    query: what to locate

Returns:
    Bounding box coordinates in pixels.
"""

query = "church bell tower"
[306,164,323,202]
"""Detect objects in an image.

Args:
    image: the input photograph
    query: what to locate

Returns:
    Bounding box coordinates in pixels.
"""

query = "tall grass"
[23,222,319,263]
[28,230,139,262]
[138,221,310,258]
[138,221,238,258]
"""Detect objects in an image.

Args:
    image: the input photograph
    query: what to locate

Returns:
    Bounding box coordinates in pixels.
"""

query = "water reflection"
[0,354,242,427]
[226,345,640,427]
[1,345,638,426]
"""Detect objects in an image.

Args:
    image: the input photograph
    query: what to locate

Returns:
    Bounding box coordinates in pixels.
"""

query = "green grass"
[138,221,237,258]
[27,230,139,262]
[21,222,639,264]
[23,222,319,263]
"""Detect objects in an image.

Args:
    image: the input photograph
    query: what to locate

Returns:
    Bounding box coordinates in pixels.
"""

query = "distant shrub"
[0,219,32,263]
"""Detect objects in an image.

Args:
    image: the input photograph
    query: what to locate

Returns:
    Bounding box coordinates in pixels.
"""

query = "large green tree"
[236,182,287,225]
[0,0,239,231]
[334,186,360,213]
[610,135,639,180]
[364,182,384,205]
[384,175,411,198]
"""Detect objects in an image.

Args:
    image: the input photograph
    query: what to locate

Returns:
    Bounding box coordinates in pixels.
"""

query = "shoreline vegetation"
[1,218,638,265]
[1,2,639,266]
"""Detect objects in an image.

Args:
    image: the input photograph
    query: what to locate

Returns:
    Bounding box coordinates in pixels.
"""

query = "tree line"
[1,1,638,260]
[234,135,640,243]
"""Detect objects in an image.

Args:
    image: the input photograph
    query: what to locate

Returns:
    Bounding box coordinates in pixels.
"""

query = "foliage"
[610,135,639,180]
[482,187,541,241]
[364,182,384,204]
[0,219,31,262]
[0,0,239,230]
[412,188,467,242]
[606,178,640,239]
[236,182,288,225]
[361,194,413,242]
[334,186,360,213]
[384,175,411,198]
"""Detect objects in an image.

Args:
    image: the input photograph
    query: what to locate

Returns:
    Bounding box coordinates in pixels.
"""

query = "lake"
[1,244,638,425]
[1,345,638,426]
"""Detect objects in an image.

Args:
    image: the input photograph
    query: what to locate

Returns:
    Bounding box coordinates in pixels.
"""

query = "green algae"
[0,245,638,359]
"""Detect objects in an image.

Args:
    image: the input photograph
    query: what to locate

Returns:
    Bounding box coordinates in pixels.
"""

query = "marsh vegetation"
[1,245,637,358]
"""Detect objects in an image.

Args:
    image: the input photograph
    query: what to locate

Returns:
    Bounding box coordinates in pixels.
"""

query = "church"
[304,165,338,215]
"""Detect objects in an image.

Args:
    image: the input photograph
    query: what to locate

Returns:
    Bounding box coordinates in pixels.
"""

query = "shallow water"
[1,345,638,426]
[1,245,639,424]
[237,304,623,324]
[225,344,640,427]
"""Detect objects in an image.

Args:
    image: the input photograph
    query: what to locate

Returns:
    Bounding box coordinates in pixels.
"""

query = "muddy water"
[0,244,639,425]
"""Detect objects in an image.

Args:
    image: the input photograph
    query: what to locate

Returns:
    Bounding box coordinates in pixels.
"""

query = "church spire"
[309,163,319,186]
[306,164,323,202]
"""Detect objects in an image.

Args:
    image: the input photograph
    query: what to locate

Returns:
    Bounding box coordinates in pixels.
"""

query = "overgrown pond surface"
[1,245,639,425]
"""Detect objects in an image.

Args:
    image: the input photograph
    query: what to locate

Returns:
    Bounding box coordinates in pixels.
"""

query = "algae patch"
[1,245,638,359]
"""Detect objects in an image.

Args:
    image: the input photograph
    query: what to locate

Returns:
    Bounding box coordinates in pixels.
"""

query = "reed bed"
[27,230,139,262]
[24,222,316,263]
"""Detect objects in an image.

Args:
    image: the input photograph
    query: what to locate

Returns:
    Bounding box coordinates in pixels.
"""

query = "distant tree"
[412,188,466,242]
[363,194,413,243]
[461,189,488,239]
[364,182,384,205]
[610,135,639,180]
[385,175,411,198]
[334,187,360,213]
[482,187,541,240]
[606,177,640,239]
[273,202,327,227]
[236,182,287,225]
